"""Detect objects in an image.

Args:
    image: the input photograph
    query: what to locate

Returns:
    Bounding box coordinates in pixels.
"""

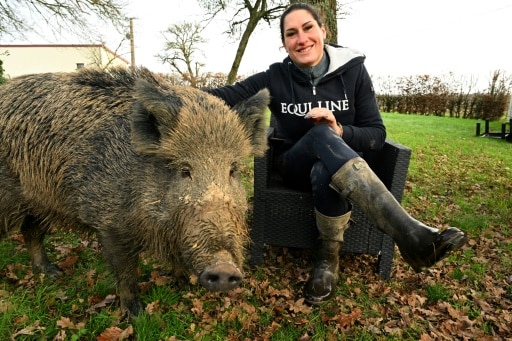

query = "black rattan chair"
[250,126,412,279]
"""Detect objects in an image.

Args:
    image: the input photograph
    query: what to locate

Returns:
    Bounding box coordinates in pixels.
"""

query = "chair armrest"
[253,127,275,192]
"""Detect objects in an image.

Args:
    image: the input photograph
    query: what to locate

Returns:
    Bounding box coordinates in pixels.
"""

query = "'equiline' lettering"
[281,100,349,116]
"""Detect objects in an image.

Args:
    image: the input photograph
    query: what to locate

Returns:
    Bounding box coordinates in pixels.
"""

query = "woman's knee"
[309,123,335,139]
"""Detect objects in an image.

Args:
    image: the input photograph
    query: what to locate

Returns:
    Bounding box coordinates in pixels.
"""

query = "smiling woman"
[280,7,326,68]
[207,2,467,306]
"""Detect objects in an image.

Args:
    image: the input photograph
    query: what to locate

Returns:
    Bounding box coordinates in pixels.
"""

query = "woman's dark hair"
[279,3,324,43]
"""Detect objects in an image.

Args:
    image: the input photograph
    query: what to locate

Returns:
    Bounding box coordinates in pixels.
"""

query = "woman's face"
[282,9,326,68]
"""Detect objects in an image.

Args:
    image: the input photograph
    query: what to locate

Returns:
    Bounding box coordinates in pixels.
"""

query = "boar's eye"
[181,167,192,179]
[230,163,240,179]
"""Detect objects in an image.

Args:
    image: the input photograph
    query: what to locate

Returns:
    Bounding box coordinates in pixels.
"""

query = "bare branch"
[0,0,128,39]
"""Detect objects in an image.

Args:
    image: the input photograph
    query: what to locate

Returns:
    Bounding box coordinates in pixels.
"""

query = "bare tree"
[198,0,288,85]
[0,0,128,39]
[157,22,206,88]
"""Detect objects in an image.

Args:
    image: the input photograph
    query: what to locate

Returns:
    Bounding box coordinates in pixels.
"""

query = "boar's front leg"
[21,215,63,278]
[98,231,143,318]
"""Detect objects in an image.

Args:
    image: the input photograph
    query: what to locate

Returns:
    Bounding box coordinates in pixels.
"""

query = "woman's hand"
[304,107,343,136]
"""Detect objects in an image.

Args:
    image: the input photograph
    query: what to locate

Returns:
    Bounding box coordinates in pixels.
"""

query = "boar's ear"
[232,88,270,157]
[131,79,181,153]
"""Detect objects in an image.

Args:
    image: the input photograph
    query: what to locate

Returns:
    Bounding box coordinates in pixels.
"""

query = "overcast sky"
[127,0,512,90]
[5,0,512,91]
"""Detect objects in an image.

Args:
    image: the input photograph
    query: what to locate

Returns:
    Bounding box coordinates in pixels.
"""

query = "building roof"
[0,43,130,64]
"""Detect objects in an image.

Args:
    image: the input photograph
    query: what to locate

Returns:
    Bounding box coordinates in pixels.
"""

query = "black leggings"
[277,124,359,217]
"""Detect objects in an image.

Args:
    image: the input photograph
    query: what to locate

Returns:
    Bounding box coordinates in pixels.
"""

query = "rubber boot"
[304,210,351,305]
[330,157,467,273]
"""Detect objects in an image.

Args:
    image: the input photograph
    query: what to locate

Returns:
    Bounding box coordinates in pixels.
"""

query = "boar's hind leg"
[99,233,143,318]
[21,215,63,278]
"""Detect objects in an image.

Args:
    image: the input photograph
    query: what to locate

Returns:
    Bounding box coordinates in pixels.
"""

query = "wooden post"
[508,96,512,120]
[476,122,481,136]
[485,120,490,135]
[129,18,136,70]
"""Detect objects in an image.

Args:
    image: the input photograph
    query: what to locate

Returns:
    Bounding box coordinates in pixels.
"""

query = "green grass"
[383,113,511,236]
[1,113,511,339]
[425,283,451,302]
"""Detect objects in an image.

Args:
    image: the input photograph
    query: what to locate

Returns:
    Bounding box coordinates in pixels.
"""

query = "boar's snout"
[199,263,243,292]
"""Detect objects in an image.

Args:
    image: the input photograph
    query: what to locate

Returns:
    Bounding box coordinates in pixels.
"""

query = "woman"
[208,2,467,304]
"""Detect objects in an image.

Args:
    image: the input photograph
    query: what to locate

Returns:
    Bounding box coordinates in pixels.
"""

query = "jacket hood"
[324,44,366,75]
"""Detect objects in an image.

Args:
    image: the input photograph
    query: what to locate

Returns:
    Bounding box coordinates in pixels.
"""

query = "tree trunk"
[226,13,260,84]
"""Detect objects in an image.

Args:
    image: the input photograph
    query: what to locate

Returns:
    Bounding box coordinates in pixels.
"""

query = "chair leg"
[249,242,265,267]
[377,235,394,279]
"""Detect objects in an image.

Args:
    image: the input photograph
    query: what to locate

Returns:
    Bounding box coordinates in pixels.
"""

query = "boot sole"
[403,228,468,273]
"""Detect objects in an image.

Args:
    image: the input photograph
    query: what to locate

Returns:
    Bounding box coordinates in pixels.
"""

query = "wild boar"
[0,67,269,317]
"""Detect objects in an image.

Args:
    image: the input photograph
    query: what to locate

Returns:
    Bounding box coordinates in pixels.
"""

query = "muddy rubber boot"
[304,211,351,305]
[330,157,467,273]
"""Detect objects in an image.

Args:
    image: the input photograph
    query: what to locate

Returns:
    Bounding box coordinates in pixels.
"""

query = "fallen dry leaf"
[96,326,133,341]
[86,294,117,313]
[11,320,46,338]
[57,255,78,270]
[145,300,159,315]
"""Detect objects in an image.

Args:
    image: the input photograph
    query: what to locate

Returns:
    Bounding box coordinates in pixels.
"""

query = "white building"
[0,44,130,79]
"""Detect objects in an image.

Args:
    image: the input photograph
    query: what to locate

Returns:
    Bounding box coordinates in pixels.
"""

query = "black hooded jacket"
[208,44,386,152]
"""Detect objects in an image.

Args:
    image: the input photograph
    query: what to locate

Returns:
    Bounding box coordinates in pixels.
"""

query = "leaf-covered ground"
[1,222,511,340]
[1,114,511,340]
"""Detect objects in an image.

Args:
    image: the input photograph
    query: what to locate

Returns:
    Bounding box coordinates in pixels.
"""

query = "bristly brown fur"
[0,66,270,316]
